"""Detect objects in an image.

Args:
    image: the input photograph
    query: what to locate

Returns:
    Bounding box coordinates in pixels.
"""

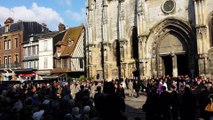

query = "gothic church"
[86,0,213,80]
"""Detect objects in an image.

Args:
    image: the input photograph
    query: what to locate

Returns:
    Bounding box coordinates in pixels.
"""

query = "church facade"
[86,0,213,80]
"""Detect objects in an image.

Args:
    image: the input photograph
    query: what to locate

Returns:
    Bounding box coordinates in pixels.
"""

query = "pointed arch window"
[210,15,213,47]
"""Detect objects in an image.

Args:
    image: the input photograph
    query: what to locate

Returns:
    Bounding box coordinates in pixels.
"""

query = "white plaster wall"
[72,31,84,58]
[71,31,85,71]
[38,38,54,70]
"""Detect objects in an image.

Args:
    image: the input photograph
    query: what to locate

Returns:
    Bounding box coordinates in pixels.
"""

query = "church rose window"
[162,0,176,14]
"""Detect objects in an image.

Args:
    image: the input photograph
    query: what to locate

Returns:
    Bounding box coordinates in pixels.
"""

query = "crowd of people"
[141,75,213,120]
[0,75,213,120]
[0,79,128,120]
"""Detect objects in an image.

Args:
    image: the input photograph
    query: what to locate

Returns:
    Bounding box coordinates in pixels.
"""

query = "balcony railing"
[23,55,39,61]
[0,63,20,69]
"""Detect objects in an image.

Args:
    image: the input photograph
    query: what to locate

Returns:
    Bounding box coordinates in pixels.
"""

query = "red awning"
[19,73,36,77]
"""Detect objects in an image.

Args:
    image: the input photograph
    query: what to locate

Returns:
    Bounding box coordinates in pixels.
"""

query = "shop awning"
[14,68,37,73]
[19,73,36,77]
[42,73,66,79]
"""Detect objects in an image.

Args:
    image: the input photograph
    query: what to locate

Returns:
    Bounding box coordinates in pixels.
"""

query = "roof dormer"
[68,38,73,46]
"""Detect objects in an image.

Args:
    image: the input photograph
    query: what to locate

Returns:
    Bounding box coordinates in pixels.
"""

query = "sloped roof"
[60,25,84,57]
[38,31,60,39]
[0,21,50,42]
[55,40,67,46]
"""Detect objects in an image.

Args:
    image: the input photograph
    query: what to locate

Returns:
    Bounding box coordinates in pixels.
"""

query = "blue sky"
[0,0,86,31]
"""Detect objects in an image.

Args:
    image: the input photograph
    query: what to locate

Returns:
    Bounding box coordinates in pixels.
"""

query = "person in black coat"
[94,86,103,112]
[116,83,126,112]
[180,86,197,120]
[99,82,127,120]
[199,86,210,120]
[143,87,161,120]
[170,85,179,120]
[159,86,171,120]
[133,80,140,98]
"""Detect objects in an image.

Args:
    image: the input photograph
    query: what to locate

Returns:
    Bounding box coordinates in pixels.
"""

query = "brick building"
[0,18,49,80]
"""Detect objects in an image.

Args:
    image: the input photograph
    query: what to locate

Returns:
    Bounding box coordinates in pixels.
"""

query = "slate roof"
[0,21,50,42]
[38,31,61,39]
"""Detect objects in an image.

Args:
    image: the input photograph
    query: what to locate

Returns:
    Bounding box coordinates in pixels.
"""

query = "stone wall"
[86,0,213,80]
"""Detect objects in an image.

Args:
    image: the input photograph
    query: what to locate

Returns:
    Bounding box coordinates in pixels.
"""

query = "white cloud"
[0,2,64,31]
[65,8,86,24]
[56,0,72,6]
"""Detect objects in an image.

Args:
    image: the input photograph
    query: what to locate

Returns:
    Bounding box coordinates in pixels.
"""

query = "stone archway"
[158,32,188,77]
[145,18,197,78]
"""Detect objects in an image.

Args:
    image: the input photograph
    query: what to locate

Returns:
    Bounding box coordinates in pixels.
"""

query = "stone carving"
[196,25,207,39]
[137,0,144,15]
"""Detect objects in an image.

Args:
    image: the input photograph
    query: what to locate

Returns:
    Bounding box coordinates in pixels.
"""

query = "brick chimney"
[4,17,14,25]
[58,23,66,31]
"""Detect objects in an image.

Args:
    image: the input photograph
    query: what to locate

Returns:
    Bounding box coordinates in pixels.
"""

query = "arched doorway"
[146,19,197,78]
[158,32,188,77]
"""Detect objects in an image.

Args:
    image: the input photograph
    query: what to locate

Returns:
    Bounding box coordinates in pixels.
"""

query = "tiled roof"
[60,25,84,57]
